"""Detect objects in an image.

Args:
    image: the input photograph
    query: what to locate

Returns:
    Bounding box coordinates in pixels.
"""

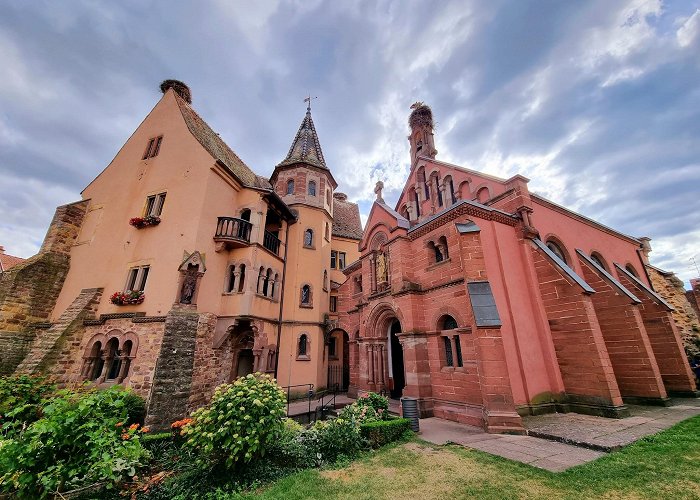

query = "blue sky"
[1,0,699,284]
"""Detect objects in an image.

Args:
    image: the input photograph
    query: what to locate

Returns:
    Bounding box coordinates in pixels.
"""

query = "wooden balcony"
[214,217,253,251]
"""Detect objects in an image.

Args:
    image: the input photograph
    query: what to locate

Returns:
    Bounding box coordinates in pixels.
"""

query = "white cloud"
[677,9,700,48]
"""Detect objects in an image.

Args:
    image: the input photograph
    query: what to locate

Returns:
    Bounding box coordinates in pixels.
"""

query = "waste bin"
[400,396,420,432]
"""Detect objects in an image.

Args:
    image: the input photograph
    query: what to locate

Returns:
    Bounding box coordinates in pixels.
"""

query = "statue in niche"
[376,251,388,284]
[180,263,199,304]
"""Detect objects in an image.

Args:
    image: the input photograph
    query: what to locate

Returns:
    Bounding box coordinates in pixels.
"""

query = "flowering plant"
[110,290,145,305]
[129,215,161,228]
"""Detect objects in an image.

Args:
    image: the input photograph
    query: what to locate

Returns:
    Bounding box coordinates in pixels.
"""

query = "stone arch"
[473,184,492,203]
[624,262,640,278]
[431,305,467,333]
[589,250,610,272]
[458,179,471,200]
[543,233,571,265]
[297,332,311,359]
[365,302,404,339]
[239,208,252,221]
[370,231,388,251]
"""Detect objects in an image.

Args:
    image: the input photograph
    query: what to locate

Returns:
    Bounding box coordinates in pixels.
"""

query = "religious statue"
[179,264,199,304]
[376,251,388,284]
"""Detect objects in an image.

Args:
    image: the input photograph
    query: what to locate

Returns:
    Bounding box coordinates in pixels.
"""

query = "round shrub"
[0,386,149,498]
[183,373,286,469]
[355,392,389,419]
[313,412,366,463]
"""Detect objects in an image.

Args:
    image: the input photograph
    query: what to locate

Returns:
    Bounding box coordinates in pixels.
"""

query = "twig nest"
[160,79,192,104]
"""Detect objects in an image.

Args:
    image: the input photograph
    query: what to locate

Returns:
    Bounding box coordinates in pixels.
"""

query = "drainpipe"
[274,219,293,380]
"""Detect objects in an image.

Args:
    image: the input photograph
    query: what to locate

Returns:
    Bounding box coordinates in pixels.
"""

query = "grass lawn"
[237,415,700,500]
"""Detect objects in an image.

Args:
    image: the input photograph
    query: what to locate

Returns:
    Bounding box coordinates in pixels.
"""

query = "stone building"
[335,103,698,433]
[0,80,361,429]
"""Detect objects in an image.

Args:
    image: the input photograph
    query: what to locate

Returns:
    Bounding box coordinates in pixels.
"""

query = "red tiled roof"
[332,193,363,240]
[0,249,26,272]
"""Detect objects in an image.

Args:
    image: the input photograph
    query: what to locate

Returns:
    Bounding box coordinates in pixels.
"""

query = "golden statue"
[376,251,388,283]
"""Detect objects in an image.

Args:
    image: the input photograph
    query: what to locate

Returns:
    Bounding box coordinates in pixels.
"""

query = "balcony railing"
[214,217,252,250]
[263,230,281,255]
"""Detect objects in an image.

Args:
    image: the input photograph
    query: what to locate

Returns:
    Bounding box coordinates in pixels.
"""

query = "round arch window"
[546,240,567,264]
[625,264,639,278]
[590,252,608,271]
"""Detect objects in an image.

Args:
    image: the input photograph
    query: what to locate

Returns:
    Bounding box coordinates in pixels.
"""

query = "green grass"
[230,415,700,500]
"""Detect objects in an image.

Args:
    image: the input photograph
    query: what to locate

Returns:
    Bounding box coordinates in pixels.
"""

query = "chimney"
[160,79,192,104]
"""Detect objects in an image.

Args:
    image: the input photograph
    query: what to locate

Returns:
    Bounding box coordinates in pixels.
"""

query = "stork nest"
[409,102,434,129]
[160,79,192,104]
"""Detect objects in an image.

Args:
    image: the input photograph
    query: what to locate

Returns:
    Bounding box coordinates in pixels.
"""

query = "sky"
[1,0,699,285]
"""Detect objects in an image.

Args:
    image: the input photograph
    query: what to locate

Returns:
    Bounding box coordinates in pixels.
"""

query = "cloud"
[0,0,698,285]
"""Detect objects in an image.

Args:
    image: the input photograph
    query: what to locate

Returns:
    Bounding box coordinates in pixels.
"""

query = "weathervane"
[304,95,318,112]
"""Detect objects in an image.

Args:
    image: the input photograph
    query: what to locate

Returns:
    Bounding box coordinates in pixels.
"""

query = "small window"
[338,252,346,270]
[226,265,236,293]
[326,189,331,205]
[431,242,443,263]
[414,190,421,217]
[590,252,608,271]
[301,284,311,305]
[308,181,316,196]
[436,177,443,207]
[330,295,337,312]
[142,135,163,160]
[448,178,456,204]
[257,267,265,294]
[145,192,166,217]
[625,264,639,278]
[323,270,328,290]
[238,264,246,292]
[443,336,453,367]
[328,336,337,357]
[298,334,308,356]
[331,250,337,269]
[325,223,330,240]
[546,240,567,264]
[125,265,150,292]
[304,229,314,247]
[453,335,463,367]
[287,179,295,195]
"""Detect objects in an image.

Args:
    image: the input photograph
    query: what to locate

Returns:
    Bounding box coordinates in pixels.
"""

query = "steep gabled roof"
[332,194,363,240]
[276,109,328,170]
[173,92,267,188]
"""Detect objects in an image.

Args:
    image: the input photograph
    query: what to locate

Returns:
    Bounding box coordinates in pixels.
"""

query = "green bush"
[0,375,55,437]
[313,412,366,463]
[183,373,286,469]
[360,418,412,448]
[355,392,389,419]
[0,386,149,498]
[122,392,146,425]
[267,418,318,470]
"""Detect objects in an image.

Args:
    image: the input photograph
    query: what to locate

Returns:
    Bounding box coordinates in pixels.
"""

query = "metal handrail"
[215,217,252,242]
[281,383,314,416]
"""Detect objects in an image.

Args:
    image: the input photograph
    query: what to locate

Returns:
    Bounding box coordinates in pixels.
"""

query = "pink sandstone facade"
[335,103,697,432]
[1,86,696,432]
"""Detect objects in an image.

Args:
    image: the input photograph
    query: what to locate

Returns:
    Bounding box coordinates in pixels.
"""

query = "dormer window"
[142,136,163,160]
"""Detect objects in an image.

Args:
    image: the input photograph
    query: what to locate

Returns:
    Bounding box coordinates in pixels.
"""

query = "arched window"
[476,187,489,203]
[625,264,639,278]
[88,341,103,381]
[105,338,121,381]
[439,236,449,260]
[418,167,429,200]
[298,334,308,356]
[308,180,316,196]
[435,176,443,207]
[240,209,251,221]
[286,179,295,195]
[272,273,279,299]
[304,229,314,247]
[257,267,265,294]
[326,189,331,206]
[414,189,420,217]
[429,241,443,262]
[120,340,133,382]
[590,252,608,271]
[226,265,236,293]
[448,177,456,204]
[441,315,458,330]
[263,268,272,296]
[546,240,568,264]
[238,264,246,292]
[301,284,311,305]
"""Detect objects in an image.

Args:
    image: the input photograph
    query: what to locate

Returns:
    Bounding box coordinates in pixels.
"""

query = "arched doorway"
[388,319,405,399]
[236,349,254,378]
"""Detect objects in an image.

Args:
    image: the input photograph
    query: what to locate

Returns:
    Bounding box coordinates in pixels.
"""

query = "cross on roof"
[304,95,317,112]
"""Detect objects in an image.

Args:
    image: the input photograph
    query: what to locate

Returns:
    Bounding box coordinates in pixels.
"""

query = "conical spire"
[277,109,328,170]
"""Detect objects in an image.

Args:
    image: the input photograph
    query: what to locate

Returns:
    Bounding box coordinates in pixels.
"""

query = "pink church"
[336,103,697,432]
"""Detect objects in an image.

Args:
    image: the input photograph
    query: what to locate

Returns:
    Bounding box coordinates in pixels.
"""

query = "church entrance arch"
[388,319,405,399]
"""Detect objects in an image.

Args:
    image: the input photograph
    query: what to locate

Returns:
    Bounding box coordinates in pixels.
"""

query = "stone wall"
[0,201,88,374]
[646,266,700,358]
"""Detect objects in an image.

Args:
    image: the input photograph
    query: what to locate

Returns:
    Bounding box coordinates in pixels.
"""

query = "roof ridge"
[278,110,328,170]
[172,92,265,188]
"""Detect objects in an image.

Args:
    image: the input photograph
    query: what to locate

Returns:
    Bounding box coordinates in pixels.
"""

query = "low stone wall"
[0,330,35,375]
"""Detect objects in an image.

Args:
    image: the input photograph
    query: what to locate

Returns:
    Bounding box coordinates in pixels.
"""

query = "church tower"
[408,102,437,166]
[270,103,337,388]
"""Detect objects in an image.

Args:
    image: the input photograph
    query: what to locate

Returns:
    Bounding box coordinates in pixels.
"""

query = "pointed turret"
[277,107,328,170]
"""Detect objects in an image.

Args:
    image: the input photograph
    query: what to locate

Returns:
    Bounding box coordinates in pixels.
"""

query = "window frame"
[144,192,166,217]
[329,295,337,312]
[338,252,346,270]
[308,180,316,196]
[330,250,337,269]
[286,179,295,195]
[142,135,163,160]
[124,265,150,292]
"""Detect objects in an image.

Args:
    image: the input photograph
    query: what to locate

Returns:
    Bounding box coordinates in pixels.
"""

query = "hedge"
[359,418,412,448]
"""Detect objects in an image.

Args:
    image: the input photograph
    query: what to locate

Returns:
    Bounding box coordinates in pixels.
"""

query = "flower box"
[129,215,161,228]
[110,290,145,305]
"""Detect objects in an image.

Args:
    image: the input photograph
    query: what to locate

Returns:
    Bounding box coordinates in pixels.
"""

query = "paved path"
[419,398,700,472]
[419,417,605,472]
[523,398,700,451]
